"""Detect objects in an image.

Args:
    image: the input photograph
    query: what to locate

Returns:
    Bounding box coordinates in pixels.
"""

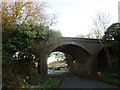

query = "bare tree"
[85,32,94,38]
[91,11,113,68]
[77,33,94,39]
[91,12,111,39]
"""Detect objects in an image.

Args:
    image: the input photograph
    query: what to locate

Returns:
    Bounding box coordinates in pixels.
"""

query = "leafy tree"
[3,23,62,65]
[31,26,63,75]
[2,23,63,87]
[1,1,57,27]
[50,52,65,61]
[103,23,120,42]
[103,23,120,52]
[2,0,60,88]
[64,54,75,72]
[103,23,120,70]
[1,1,57,42]
[1,1,44,42]
[3,24,35,63]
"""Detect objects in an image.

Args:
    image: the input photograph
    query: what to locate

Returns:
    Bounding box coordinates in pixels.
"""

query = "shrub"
[27,75,42,85]
[2,74,24,88]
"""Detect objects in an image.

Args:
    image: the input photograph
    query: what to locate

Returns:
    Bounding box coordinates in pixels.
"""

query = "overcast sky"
[44,0,119,37]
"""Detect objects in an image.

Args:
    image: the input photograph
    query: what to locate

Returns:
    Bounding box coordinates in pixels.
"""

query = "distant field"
[48,70,66,73]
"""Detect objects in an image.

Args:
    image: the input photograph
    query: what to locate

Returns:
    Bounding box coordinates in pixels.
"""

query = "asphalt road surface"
[48,71,119,88]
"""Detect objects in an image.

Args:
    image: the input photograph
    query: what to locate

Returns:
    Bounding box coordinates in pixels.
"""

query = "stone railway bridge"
[41,37,105,75]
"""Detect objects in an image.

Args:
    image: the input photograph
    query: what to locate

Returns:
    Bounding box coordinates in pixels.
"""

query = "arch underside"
[51,44,90,60]
[97,47,119,70]
[49,44,91,74]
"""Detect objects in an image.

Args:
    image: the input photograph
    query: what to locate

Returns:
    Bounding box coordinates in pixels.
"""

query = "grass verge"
[24,77,61,89]
[76,72,120,87]
[61,71,120,87]
[48,70,66,73]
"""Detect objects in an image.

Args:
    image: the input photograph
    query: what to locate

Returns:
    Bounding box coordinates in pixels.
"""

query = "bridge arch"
[40,37,103,76]
[97,47,119,70]
[48,44,91,74]
[51,44,90,55]
[49,44,91,60]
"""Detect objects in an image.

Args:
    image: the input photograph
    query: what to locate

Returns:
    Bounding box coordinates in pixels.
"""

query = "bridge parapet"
[60,37,103,55]
[62,37,103,43]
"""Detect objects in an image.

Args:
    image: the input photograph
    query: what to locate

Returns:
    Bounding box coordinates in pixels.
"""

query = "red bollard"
[97,72,102,77]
